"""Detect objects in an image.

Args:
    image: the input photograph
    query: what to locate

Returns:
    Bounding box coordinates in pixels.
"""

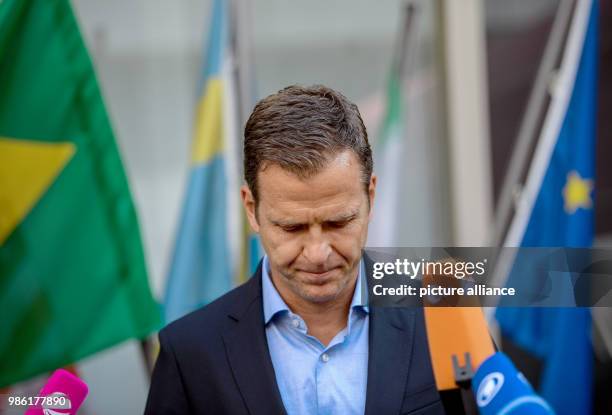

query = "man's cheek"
[333,239,360,261]
[272,240,302,266]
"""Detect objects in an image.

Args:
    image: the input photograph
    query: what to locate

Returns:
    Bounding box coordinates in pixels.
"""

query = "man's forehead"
[253,149,368,221]
[257,151,361,190]
[260,148,357,173]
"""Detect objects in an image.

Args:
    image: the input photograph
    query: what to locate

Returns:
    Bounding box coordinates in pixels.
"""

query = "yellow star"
[562,170,593,214]
[0,137,75,245]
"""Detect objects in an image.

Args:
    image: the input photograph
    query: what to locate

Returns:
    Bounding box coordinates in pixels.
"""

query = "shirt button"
[321,353,330,363]
[292,319,300,328]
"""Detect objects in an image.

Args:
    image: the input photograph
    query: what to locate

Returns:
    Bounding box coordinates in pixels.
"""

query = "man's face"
[241,150,376,305]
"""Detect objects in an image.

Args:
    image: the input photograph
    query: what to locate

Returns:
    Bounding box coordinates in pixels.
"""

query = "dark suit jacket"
[145,262,445,414]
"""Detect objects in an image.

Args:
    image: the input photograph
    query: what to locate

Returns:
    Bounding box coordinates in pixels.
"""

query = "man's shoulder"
[160,276,260,345]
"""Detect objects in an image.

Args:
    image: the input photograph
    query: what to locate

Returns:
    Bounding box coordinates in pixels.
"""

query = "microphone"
[422,263,495,391]
[424,307,495,391]
[422,264,495,414]
[472,352,554,415]
[24,369,89,415]
[422,259,553,414]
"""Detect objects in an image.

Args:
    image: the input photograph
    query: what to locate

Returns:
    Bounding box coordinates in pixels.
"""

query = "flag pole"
[231,0,258,283]
[140,337,156,377]
[491,0,575,247]
[394,2,418,80]
[231,0,256,131]
[487,0,575,297]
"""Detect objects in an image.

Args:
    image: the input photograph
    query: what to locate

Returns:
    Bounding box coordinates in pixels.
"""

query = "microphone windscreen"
[473,352,554,415]
[424,307,495,390]
[24,369,89,415]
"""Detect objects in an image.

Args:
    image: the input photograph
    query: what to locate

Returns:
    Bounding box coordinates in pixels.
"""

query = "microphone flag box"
[473,352,554,415]
[24,369,89,415]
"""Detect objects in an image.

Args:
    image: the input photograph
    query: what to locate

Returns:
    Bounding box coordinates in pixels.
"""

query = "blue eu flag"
[496,1,598,414]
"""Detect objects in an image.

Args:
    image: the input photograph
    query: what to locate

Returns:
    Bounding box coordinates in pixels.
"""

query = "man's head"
[241,85,376,306]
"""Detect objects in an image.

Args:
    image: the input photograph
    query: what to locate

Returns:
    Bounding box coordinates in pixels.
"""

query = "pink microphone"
[24,369,88,415]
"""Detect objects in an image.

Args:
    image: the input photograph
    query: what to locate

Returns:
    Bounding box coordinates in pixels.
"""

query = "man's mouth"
[296,267,340,282]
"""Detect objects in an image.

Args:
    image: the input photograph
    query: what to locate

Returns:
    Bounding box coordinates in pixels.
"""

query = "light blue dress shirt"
[262,256,370,415]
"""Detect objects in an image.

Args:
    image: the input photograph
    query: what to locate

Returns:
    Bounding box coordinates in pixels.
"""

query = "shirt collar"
[262,256,290,324]
[261,255,369,325]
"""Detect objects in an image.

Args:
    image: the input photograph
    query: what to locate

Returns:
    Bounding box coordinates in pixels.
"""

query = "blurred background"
[1,0,611,413]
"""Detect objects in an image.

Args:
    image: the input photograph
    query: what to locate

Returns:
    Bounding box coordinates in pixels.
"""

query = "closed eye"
[325,218,353,229]
[280,224,306,233]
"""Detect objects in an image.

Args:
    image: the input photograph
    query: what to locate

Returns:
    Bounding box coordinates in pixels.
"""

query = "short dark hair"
[243,85,373,202]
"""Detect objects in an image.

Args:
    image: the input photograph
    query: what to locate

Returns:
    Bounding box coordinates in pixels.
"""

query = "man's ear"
[368,174,377,220]
[241,185,260,232]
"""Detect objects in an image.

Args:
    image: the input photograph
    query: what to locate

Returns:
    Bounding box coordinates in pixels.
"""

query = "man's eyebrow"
[268,210,359,227]
[326,210,359,223]
[269,218,302,227]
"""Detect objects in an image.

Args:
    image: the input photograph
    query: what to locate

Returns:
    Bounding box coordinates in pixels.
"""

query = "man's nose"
[303,228,332,265]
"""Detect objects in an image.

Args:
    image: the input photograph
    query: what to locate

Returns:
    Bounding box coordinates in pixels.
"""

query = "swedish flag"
[164,0,241,323]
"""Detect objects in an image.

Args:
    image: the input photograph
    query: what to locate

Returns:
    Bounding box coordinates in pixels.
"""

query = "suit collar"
[363,252,418,415]
[222,264,287,415]
[364,307,417,415]
[225,261,264,321]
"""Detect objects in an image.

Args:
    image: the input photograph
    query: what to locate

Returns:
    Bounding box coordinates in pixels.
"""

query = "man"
[145,85,444,414]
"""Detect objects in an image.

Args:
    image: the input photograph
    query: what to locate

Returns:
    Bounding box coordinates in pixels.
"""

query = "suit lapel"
[223,272,286,415]
[364,303,417,415]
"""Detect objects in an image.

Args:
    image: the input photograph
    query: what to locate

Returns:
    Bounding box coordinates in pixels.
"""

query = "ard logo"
[476,372,505,407]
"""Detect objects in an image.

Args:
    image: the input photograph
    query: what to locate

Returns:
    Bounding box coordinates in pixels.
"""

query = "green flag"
[368,73,405,246]
[0,0,160,387]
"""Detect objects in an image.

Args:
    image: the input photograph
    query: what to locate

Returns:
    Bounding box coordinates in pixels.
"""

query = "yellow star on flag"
[0,137,75,245]
[562,170,593,214]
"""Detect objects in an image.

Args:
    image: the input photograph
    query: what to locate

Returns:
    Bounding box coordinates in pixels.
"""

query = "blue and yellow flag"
[496,0,598,413]
[164,0,240,323]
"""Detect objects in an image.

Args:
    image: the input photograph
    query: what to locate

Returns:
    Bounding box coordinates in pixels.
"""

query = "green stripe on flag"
[0,0,160,386]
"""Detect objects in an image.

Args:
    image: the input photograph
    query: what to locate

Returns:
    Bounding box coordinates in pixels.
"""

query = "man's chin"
[279,267,357,304]
[298,289,340,304]
[294,280,348,304]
